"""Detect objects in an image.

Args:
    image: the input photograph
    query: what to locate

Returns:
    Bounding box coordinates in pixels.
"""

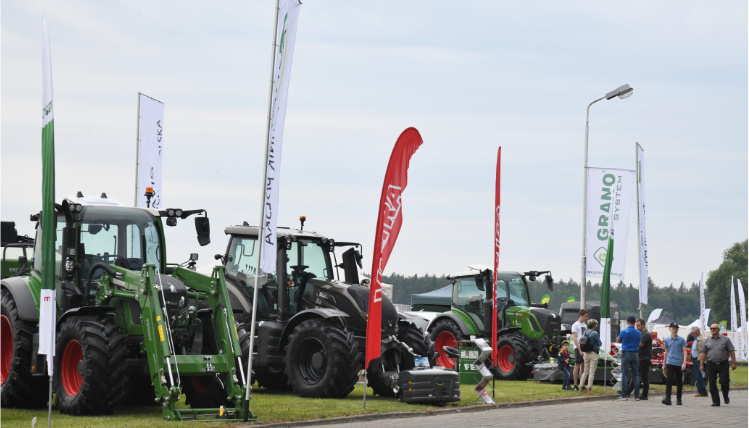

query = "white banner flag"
[731,276,737,331]
[38,15,57,376]
[636,144,648,304]
[136,93,165,209]
[699,272,706,330]
[738,279,747,359]
[585,167,635,280]
[260,0,301,275]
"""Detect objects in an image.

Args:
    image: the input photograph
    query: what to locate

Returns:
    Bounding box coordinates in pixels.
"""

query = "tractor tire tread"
[0,288,48,408]
[55,315,127,415]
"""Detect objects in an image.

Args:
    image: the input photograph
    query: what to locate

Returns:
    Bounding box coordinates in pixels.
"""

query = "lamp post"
[580,84,633,309]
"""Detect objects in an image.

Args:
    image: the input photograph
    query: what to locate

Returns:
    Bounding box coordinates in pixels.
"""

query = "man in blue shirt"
[662,322,688,405]
[616,316,641,401]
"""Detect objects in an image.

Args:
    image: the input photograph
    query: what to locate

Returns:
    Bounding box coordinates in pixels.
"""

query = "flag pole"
[244,0,281,421]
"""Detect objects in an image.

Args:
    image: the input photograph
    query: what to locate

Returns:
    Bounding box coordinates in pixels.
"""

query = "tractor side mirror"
[195,217,210,246]
[474,274,484,291]
[545,274,554,292]
[474,269,492,291]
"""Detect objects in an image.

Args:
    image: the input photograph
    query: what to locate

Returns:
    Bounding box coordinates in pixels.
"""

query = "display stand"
[459,337,495,404]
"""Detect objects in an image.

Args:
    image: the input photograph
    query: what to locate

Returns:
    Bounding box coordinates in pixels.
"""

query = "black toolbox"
[398,368,460,404]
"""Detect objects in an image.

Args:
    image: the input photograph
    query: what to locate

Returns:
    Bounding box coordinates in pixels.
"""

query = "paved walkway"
[254,389,747,428]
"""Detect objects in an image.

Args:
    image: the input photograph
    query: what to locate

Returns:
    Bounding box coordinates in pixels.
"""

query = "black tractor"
[219,219,435,398]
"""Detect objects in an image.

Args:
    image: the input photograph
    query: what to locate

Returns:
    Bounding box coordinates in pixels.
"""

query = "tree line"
[383,239,748,329]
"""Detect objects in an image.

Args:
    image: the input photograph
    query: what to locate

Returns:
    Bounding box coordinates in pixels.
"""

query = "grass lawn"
[2,366,746,428]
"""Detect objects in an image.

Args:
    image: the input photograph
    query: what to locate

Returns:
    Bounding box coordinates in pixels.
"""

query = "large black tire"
[284,318,360,398]
[0,288,47,408]
[429,318,465,369]
[237,322,290,391]
[368,321,436,397]
[54,315,127,415]
[367,346,408,398]
[491,332,531,380]
[399,321,436,362]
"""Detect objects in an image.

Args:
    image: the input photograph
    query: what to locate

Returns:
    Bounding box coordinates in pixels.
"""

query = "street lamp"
[580,84,634,309]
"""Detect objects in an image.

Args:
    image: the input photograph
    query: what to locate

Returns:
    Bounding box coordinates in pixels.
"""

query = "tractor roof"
[447,265,520,280]
[224,224,329,241]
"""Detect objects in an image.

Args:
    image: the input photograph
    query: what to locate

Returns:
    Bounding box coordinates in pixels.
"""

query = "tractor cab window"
[496,273,529,307]
[454,277,485,329]
[225,237,258,284]
[78,207,161,285]
[224,236,275,318]
[286,239,332,281]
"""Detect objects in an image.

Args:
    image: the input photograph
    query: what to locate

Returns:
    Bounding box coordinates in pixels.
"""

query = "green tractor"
[0,193,252,421]
[427,266,563,380]
[219,219,435,398]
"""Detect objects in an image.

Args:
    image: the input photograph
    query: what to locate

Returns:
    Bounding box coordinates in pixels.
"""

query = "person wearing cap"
[699,324,737,406]
[687,326,708,397]
[662,322,688,405]
[616,315,641,401]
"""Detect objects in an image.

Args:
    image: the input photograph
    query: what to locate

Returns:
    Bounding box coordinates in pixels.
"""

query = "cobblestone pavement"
[254,389,747,428]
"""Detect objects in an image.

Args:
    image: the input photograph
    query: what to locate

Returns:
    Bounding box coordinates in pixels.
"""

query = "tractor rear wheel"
[491,333,531,380]
[429,319,464,369]
[0,288,47,408]
[284,318,360,398]
[54,315,127,415]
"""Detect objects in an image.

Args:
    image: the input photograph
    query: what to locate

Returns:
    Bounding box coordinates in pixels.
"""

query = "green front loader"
[0,193,253,422]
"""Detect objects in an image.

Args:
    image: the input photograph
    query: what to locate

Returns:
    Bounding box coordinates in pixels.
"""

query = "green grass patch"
[3,367,746,427]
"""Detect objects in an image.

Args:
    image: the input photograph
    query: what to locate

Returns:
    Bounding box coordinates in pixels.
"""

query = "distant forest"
[383,273,707,326]
[382,240,747,329]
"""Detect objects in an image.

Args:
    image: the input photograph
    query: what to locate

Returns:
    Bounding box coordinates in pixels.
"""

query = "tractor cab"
[221,223,366,323]
[448,267,533,335]
[28,192,210,312]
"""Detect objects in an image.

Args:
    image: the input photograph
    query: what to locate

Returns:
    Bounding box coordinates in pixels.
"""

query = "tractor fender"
[56,306,114,326]
[497,326,522,337]
[278,308,349,351]
[426,312,470,337]
[397,312,429,334]
[1,277,38,321]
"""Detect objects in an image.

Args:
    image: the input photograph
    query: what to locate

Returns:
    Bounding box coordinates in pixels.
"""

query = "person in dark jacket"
[558,340,572,390]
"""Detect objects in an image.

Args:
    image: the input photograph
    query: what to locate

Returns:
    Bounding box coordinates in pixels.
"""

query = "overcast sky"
[2,1,747,292]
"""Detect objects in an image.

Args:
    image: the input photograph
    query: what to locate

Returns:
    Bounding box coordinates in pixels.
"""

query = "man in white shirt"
[571,308,589,390]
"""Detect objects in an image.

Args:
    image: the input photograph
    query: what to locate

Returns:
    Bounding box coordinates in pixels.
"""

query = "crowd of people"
[560,309,738,406]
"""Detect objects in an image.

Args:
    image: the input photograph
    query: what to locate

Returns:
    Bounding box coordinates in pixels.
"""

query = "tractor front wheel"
[54,315,126,415]
[0,288,47,408]
[284,318,360,398]
[491,333,531,380]
[369,321,437,397]
[429,319,464,369]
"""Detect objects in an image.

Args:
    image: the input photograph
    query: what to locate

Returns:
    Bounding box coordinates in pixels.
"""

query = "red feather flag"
[365,127,423,369]
[492,147,501,366]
